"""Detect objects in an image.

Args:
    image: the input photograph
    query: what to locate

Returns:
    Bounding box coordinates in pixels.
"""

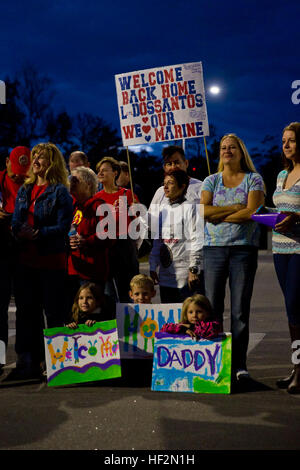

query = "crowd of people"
[0,121,299,394]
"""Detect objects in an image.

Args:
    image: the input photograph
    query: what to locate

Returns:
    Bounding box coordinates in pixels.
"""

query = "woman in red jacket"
[67,166,114,314]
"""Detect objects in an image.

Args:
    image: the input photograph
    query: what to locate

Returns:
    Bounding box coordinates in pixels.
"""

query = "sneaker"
[236,369,250,380]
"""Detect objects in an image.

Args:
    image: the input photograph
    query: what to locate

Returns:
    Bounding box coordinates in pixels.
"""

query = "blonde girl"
[160,294,222,339]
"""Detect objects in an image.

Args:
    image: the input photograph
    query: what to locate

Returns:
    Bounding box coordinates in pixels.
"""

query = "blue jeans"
[273,253,300,326]
[203,245,258,371]
[14,264,68,364]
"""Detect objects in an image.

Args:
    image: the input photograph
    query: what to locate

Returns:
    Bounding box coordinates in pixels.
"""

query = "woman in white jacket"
[149,169,204,303]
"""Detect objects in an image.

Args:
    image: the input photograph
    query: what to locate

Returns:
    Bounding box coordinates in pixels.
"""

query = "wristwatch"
[189,266,199,274]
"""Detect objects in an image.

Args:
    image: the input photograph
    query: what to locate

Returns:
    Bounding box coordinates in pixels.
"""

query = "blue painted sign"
[151,332,231,394]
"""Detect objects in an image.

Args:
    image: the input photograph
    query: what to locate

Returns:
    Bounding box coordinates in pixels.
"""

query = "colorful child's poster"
[43,320,121,387]
[151,332,232,394]
[115,62,209,146]
[116,303,182,359]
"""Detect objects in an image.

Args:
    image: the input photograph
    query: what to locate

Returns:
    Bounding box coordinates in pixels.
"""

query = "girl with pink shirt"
[160,294,222,340]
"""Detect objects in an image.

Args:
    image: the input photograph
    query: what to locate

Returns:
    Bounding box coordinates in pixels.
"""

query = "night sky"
[1,0,300,157]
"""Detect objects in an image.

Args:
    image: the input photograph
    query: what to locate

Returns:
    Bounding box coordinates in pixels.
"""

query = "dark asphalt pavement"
[0,251,299,453]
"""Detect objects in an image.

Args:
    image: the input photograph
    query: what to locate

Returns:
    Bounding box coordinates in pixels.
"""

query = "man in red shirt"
[0,146,31,371]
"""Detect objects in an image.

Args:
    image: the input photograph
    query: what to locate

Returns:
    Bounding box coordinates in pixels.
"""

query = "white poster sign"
[115,62,209,146]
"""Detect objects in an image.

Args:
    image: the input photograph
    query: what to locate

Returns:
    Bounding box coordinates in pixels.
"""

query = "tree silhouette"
[0,66,121,169]
[72,112,121,169]
[16,63,55,145]
[46,111,74,155]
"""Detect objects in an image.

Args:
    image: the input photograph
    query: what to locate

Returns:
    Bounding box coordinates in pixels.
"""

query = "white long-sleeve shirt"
[147,175,203,250]
[149,199,204,288]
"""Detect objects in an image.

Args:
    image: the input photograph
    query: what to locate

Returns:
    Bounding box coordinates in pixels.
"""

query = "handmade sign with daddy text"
[151,333,232,394]
[43,320,121,386]
[116,303,182,359]
[115,62,209,146]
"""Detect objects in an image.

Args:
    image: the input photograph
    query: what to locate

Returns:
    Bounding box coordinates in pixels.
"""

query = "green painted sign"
[43,320,121,387]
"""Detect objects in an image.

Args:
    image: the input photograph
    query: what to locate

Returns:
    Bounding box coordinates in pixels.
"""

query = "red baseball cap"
[9,146,31,175]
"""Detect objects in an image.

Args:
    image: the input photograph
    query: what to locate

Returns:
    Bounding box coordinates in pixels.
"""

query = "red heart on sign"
[142,126,151,133]
[142,117,148,123]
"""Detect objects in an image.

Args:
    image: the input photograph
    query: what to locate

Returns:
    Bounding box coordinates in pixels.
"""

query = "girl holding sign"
[160,294,222,339]
[66,283,114,329]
